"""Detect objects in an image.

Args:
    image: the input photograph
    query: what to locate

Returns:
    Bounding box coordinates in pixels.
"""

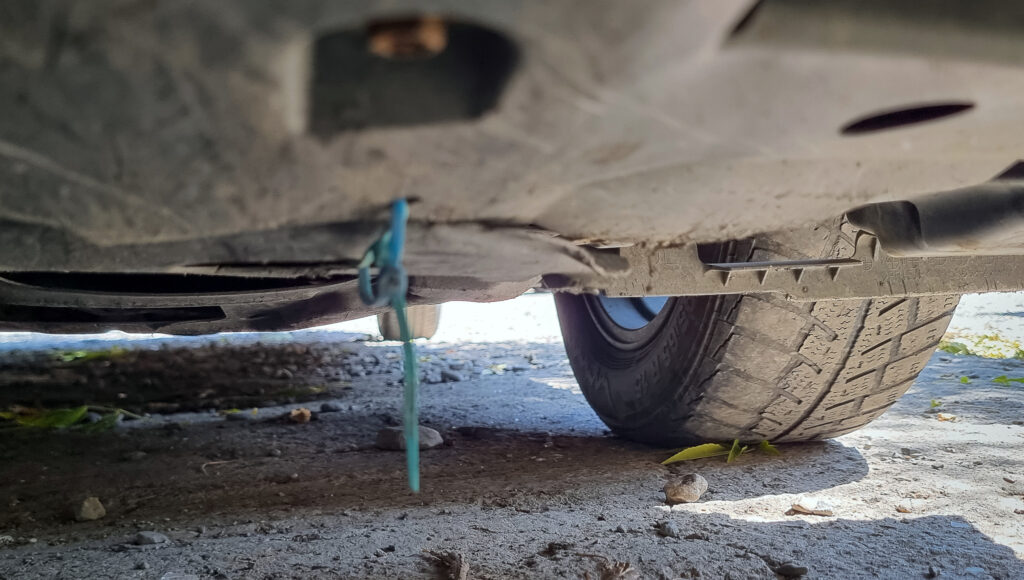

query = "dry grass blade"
[599,560,640,580]
[577,553,639,580]
[423,550,469,580]
[200,460,238,475]
[785,502,834,517]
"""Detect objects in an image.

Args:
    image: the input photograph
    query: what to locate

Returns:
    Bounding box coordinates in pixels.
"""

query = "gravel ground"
[1,292,1023,579]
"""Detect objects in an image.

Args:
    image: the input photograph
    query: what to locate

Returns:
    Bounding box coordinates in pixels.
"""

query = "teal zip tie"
[393,288,420,493]
[357,199,420,492]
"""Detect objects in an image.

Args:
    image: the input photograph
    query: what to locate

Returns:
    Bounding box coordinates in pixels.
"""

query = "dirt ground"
[1,293,1024,579]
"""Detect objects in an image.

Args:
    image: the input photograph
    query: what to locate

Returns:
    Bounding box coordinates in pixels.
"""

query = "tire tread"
[555,222,960,446]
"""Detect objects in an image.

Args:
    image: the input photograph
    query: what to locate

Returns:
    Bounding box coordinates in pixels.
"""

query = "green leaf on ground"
[11,406,89,428]
[726,439,744,463]
[938,341,974,356]
[662,439,778,465]
[661,443,731,465]
[992,375,1024,386]
[940,333,1024,360]
[959,376,971,384]
[930,399,943,408]
[55,347,126,363]
[80,410,123,433]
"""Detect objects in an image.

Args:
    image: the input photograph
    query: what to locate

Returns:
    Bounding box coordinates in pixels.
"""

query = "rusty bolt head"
[367,16,448,60]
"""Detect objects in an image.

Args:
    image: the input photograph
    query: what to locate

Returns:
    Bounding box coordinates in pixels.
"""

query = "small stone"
[320,402,343,413]
[774,562,808,577]
[440,369,464,383]
[614,525,626,533]
[288,408,312,423]
[925,564,941,578]
[664,473,709,504]
[133,531,169,545]
[74,497,106,521]
[900,447,923,457]
[684,532,708,540]
[539,542,573,558]
[655,521,680,538]
[275,368,293,380]
[267,448,282,457]
[377,413,400,426]
[448,361,466,371]
[135,562,150,570]
[375,426,444,450]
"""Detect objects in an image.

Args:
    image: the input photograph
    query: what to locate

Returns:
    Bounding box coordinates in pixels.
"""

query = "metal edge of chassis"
[0,223,626,334]
[549,181,1024,302]
[5,180,1024,335]
[552,230,1024,303]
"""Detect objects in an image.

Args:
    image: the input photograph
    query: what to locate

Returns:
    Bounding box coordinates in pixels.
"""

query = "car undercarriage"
[2,0,1024,445]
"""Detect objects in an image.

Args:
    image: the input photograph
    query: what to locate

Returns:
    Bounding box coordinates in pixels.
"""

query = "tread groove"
[877,299,908,317]
[772,299,872,440]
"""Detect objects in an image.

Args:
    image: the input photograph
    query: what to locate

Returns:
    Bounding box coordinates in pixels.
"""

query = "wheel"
[554,221,960,446]
[377,304,442,340]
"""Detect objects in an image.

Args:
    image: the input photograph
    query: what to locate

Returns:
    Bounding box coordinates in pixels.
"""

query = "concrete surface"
[0,292,1023,579]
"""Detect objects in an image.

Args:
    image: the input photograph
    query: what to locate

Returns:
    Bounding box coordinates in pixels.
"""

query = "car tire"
[554,220,960,446]
[377,304,442,340]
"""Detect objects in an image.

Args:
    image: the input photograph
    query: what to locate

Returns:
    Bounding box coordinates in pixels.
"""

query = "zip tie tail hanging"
[357,199,420,492]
